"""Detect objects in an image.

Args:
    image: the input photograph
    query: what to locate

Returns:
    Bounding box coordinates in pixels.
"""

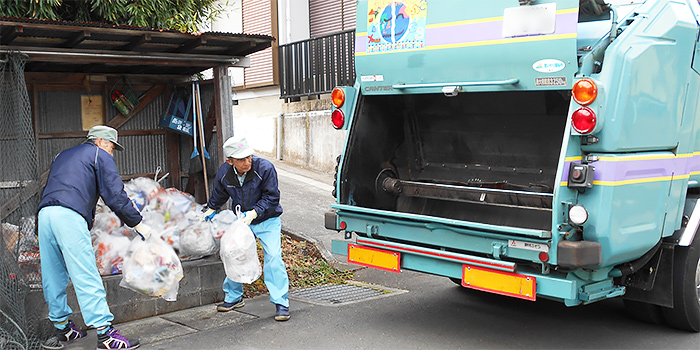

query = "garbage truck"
[325,0,700,332]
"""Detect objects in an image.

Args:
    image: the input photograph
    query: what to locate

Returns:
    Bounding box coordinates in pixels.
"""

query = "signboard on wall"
[81,95,103,130]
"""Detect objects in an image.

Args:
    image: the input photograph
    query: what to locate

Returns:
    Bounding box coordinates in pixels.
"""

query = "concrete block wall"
[28,257,226,333]
[280,98,348,174]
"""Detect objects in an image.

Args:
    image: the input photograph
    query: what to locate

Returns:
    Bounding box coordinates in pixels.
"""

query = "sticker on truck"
[508,240,549,253]
[532,59,566,73]
[535,77,567,87]
[361,75,384,82]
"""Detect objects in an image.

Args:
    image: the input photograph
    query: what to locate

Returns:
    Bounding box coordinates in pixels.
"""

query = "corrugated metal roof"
[0,16,276,76]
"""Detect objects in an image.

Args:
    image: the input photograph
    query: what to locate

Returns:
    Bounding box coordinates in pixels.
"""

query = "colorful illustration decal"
[367,0,427,53]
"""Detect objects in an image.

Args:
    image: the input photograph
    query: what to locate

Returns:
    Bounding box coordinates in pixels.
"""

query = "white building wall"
[277,0,310,44]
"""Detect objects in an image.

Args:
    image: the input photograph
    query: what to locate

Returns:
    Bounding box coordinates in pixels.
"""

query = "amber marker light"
[572,78,598,106]
[331,88,345,108]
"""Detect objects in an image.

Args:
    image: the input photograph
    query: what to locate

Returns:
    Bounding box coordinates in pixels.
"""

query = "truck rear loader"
[325,0,700,332]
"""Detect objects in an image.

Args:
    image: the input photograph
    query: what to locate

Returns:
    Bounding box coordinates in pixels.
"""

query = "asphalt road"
[136,266,698,350]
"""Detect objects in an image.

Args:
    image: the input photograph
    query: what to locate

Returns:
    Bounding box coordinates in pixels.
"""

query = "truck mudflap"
[332,237,625,305]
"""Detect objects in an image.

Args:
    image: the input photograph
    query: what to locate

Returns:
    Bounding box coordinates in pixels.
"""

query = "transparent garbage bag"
[124,182,147,211]
[154,189,200,221]
[129,177,164,205]
[94,231,131,275]
[161,216,189,250]
[219,207,261,284]
[92,211,122,236]
[120,235,183,301]
[210,209,236,240]
[179,211,217,258]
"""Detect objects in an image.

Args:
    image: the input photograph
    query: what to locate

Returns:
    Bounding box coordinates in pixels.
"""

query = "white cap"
[223,135,254,159]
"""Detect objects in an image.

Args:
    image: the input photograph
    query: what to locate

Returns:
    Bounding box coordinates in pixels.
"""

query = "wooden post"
[214,65,233,156]
[162,86,182,189]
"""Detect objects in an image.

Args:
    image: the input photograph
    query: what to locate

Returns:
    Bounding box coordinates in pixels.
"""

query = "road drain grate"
[290,283,399,305]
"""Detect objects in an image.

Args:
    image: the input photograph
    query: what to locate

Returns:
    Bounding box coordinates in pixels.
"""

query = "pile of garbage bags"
[1,218,42,289]
[92,177,260,301]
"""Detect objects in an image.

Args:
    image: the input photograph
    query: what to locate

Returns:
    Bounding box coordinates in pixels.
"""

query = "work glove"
[134,222,152,241]
[242,210,258,226]
[203,208,216,222]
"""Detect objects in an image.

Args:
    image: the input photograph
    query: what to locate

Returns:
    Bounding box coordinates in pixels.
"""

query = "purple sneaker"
[96,327,140,350]
[59,320,87,342]
[41,320,87,349]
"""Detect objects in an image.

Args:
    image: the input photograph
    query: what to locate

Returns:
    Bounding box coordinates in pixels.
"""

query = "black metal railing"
[279,30,355,99]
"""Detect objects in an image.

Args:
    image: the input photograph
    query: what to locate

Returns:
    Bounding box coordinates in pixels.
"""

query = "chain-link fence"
[1,51,44,350]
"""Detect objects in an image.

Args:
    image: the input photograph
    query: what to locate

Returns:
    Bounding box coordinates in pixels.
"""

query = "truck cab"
[326,0,700,332]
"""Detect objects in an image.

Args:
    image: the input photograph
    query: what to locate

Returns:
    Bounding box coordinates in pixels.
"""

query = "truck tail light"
[572,107,596,134]
[332,109,345,129]
[332,88,345,108]
[572,78,597,106]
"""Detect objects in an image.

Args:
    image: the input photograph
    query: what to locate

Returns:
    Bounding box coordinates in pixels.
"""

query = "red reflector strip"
[356,238,515,272]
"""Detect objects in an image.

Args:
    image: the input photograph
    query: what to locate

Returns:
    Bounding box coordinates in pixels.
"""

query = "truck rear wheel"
[661,235,700,332]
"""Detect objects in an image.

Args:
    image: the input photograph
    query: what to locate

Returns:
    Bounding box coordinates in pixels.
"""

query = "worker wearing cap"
[204,135,290,321]
[38,125,150,350]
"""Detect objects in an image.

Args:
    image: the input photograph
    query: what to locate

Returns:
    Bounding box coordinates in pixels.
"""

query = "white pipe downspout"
[277,112,284,160]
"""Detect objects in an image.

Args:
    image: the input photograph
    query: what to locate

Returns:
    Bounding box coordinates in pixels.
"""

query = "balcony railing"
[279,30,355,100]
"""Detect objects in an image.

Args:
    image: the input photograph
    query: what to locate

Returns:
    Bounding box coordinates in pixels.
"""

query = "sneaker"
[274,304,290,321]
[42,320,86,349]
[96,327,140,350]
[217,298,245,312]
[41,336,64,350]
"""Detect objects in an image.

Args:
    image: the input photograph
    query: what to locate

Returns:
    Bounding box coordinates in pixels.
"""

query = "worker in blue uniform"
[38,125,152,350]
[203,135,290,321]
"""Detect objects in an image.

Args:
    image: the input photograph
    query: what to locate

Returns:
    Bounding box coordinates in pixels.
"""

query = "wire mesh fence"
[0,51,45,350]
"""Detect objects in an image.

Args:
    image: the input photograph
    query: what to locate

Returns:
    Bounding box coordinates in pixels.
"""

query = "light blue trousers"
[38,206,114,329]
[223,216,289,307]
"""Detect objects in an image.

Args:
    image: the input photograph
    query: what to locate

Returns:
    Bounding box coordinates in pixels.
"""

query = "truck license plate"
[462,265,536,301]
[348,244,400,273]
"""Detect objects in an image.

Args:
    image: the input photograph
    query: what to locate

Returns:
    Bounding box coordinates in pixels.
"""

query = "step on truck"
[325,0,700,331]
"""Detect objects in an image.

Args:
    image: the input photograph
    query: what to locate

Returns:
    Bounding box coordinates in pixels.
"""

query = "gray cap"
[223,135,254,159]
[87,125,124,151]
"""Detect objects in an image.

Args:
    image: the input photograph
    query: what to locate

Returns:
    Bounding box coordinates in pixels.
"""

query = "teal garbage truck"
[325,0,700,331]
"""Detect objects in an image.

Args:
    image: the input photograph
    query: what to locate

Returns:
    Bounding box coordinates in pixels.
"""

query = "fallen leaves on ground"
[242,235,353,297]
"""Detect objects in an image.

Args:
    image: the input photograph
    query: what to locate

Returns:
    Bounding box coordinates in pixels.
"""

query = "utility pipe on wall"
[277,112,284,160]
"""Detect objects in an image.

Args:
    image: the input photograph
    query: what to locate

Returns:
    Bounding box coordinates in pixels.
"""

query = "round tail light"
[331,88,345,108]
[331,109,345,129]
[572,78,598,106]
[569,205,589,226]
[572,107,596,134]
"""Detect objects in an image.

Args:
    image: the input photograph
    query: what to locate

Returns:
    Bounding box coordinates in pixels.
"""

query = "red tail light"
[331,109,345,129]
[572,107,596,134]
[332,88,345,108]
[572,78,597,106]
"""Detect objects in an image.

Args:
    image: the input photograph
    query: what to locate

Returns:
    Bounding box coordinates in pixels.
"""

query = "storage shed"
[0,17,274,345]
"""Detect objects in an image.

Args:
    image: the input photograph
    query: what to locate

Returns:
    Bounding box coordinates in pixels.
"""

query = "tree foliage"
[0,0,225,32]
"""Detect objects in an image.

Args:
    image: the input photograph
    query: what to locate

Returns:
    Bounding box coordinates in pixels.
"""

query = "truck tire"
[661,235,700,332]
[622,299,664,324]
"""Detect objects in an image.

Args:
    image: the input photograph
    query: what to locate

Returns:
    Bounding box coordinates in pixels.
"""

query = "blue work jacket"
[207,156,283,224]
[37,142,142,230]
